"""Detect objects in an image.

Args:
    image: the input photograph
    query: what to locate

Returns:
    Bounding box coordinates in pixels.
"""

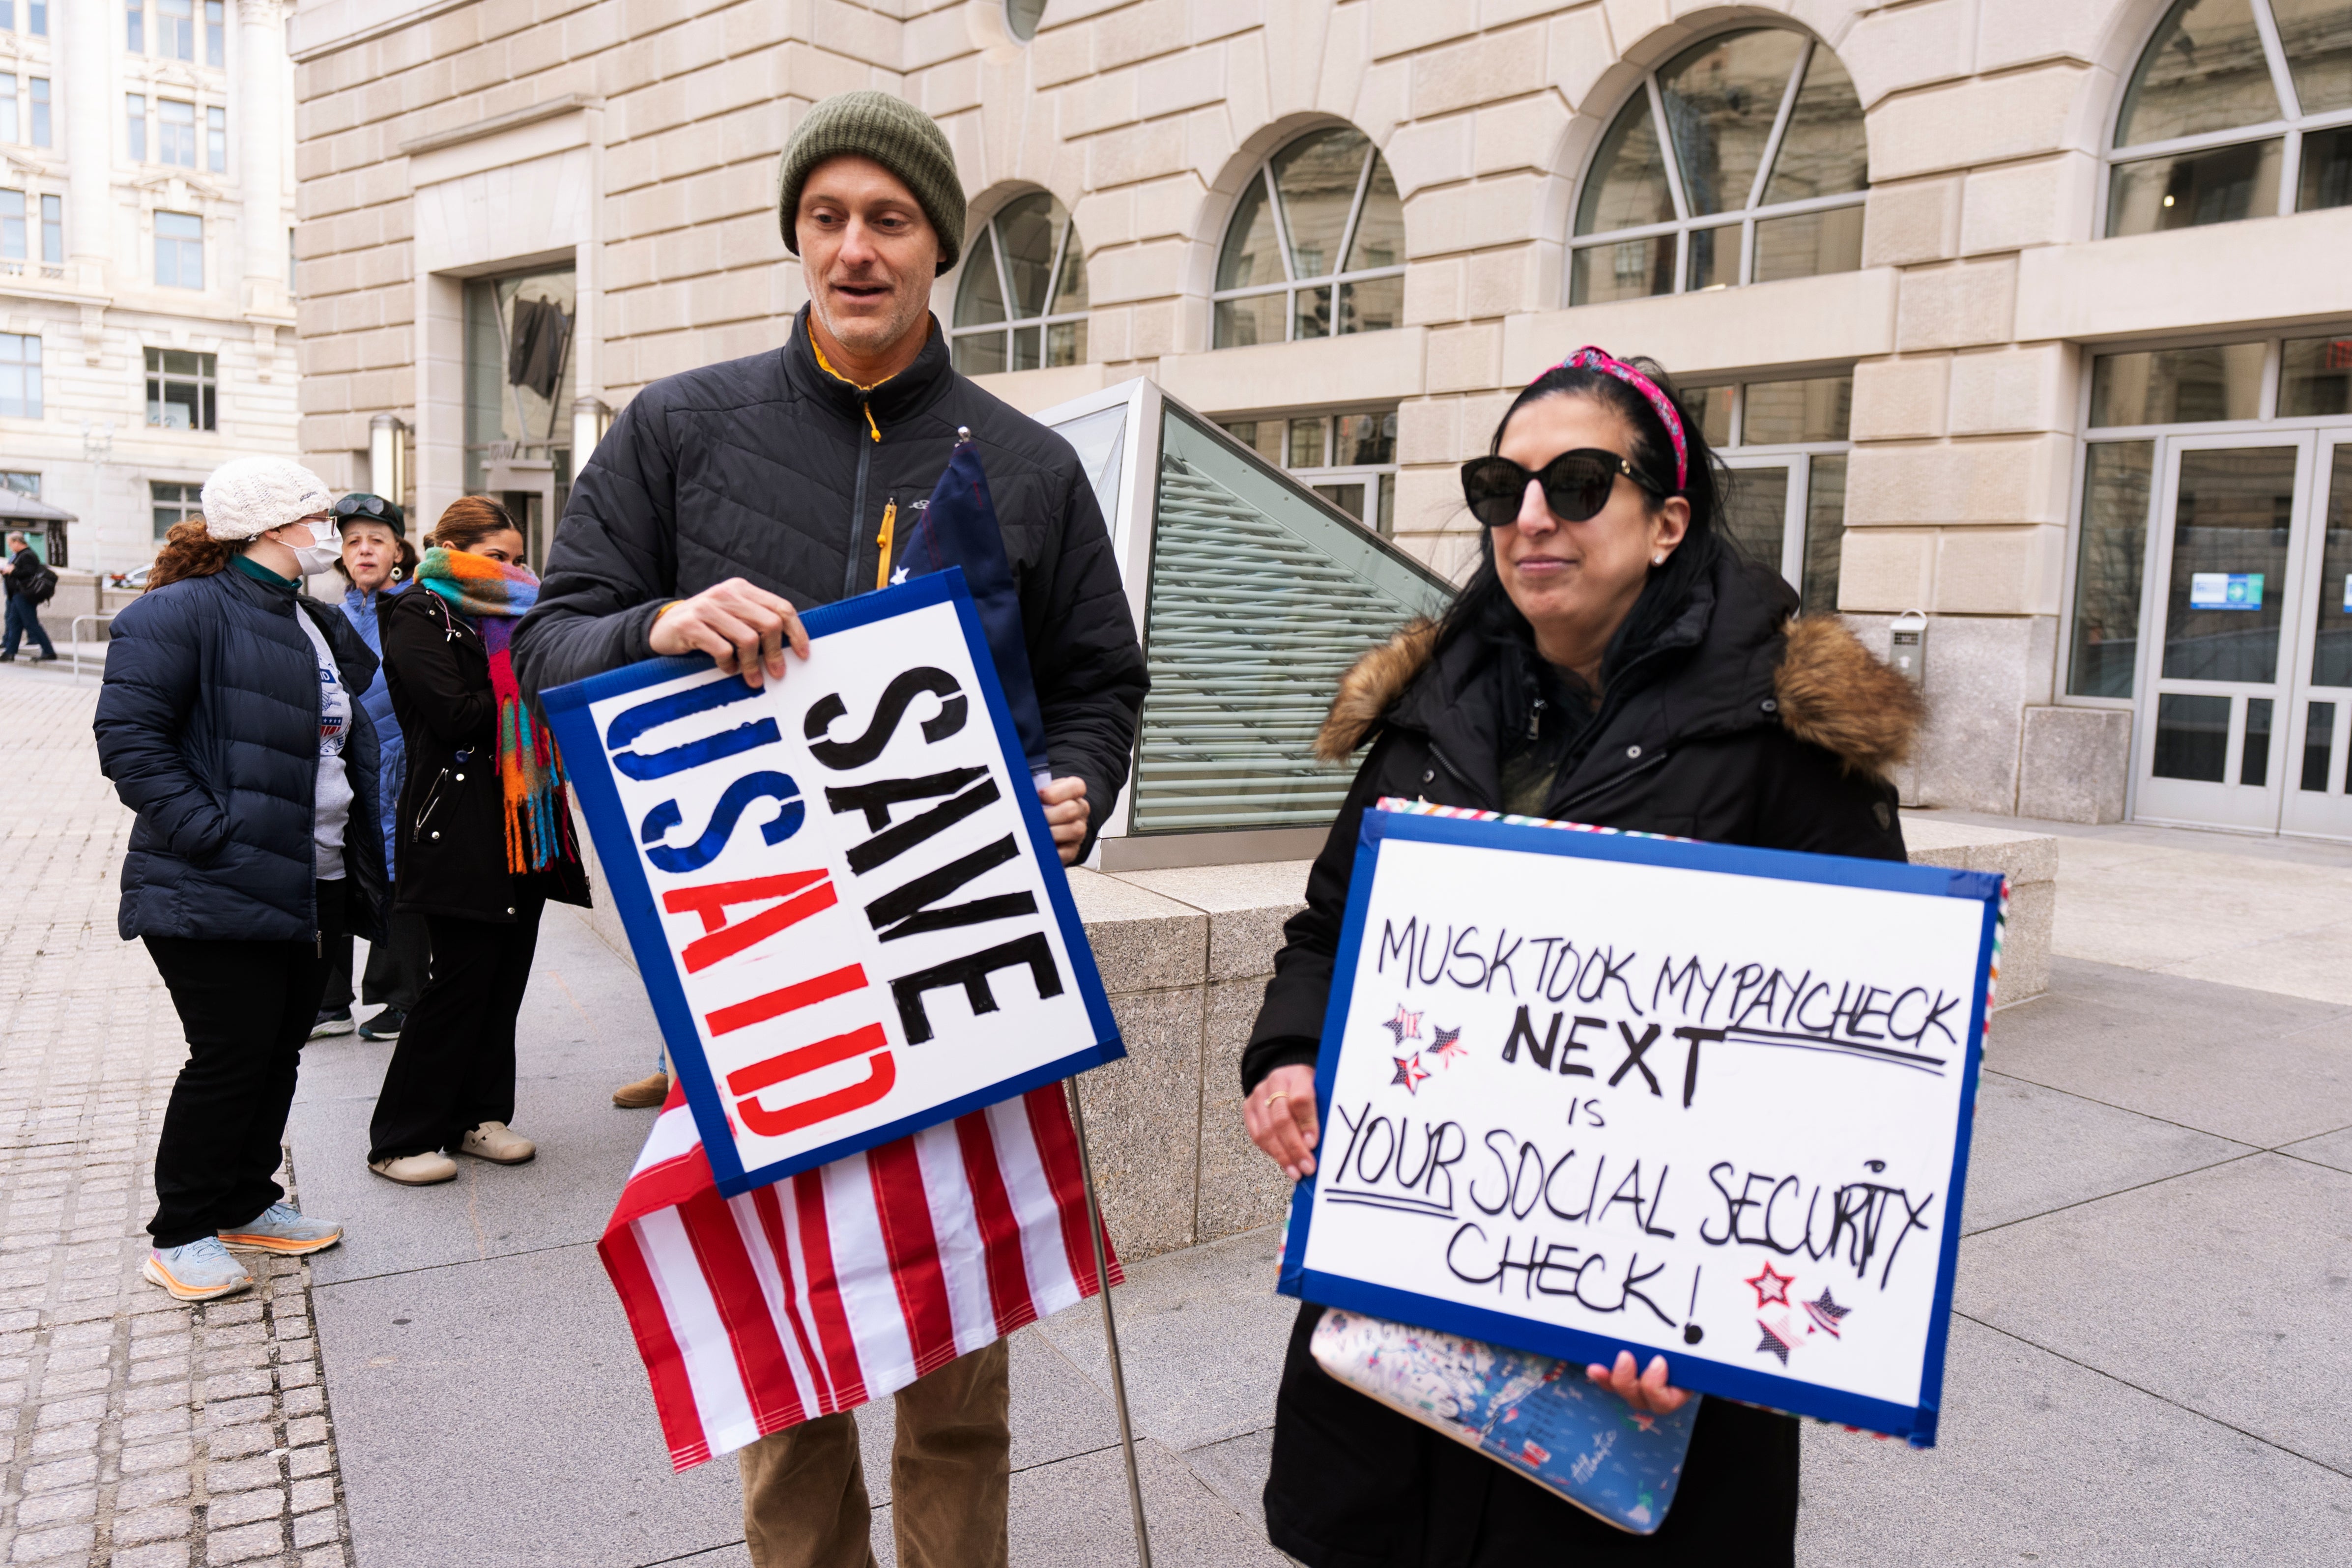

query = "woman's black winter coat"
[1244,549,1924,1568]
[379,587,590,922]
[94,566,389,944]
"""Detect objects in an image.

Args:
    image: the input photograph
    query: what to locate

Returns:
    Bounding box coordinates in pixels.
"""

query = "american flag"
[601,1081,1120,1471]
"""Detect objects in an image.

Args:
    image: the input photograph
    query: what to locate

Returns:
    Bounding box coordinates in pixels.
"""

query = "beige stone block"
[1846,432,2071,528]
[1131,299,1183,358]
[2016,704,2130,825]
[1074,988,1203,1260]
[1191,0,1264,45]
[1947,344,2074,437]
[1895,255,2019,351]
[1933,524,2065,615]
[1976,0,2110,72]
[1869,65,2092,181]
[1031,22,1093,87]
[1369,0,1477,59]
[1412,25,1546,120]
[1061,67,1141,136]
[1420,322,1495,395]
[1465,248,1539,319]
[1837,527,1938,613]
[1131,174,1204,242]
[812,0,898,63]
[1403,174,1547,252]
[1899,815,2061,893]
[1459,389,1517,456]
[1137,45,1226,120]
[1402,257,1464,327]
[916,57,983,117]
[1384,116,1473,200]
[1183,103,1240,189]
[1842,0,1979,107]
[1392,463,1466,538]
[1195,976,1294,1242]
[1069,867,1209,992]
[1087,237,1188,305]
[1851,356,1950,442]
[1113,860,1312,981]
[1155,326,1427,413]
[1602,0,1671,51]
[1503,266,1901,382]
[1096,0,1189,70]
[901,6,970,71]
[2014,204,2352,344]
[1396,397,1463,465]
[1473,94,1570,177]
[1960,153,2098,255]
[1546,5,1616,112]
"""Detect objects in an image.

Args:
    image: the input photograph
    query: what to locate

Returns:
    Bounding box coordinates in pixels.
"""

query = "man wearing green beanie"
[514,93,1146,1568]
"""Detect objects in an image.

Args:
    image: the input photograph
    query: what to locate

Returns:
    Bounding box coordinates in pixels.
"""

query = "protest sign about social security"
[1279,802,2005,1446]
[542,568,1122,1197]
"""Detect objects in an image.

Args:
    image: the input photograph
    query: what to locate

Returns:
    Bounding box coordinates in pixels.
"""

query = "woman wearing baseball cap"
[94,456,391,1302]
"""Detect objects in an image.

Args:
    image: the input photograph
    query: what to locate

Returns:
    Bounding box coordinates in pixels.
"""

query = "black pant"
[368,894,544,1161]
[144,879,344,1249]
[4,596,56,658]
[321,907,431,1015]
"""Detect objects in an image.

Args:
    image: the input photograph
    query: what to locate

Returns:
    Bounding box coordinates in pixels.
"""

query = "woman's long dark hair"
[1432,356,1734,670]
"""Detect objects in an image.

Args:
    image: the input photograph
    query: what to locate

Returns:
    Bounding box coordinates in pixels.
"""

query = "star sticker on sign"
[1745,1261,1796,1309]
[1391,1054,1430,1094]
[1382,1005,1423,1046]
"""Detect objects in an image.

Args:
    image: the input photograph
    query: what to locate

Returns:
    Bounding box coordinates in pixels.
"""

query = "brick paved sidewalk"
[0,668,355,1568]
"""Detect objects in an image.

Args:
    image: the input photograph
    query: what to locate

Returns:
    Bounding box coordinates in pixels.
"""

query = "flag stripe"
[914,1119,1002,1357]
[636,1207,761,1456]
[597,1222,713,1467]
[953,1109,1036,1337]
[746,1184,829,1415]
[790,1167,870,1410]
[1025,1085,1107,1294]
[867,1135,960,1377]
[676,1188,807,1433]
[819,1155,916,1396]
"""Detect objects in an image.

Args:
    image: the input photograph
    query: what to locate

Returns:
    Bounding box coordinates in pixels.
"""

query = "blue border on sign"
[1273,806,2003,1447]
[539,568,1125,1197]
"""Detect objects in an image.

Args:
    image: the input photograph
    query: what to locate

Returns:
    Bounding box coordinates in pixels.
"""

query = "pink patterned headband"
[1549,345,1688,492]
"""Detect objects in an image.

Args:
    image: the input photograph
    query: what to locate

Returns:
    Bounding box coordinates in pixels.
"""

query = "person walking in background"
[1240,349,1921,1566]
[367,497,590,1186]
[0,530,58,663]
[511,89,1147,1568]
[314,494,433,1043]
[93,457,387,1303]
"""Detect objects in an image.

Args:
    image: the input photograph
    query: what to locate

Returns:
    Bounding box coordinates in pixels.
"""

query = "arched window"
[2106,0,2352,237]
[1212,127,1405,348]
[1570,29,1867,305]
[950,192,1088,376]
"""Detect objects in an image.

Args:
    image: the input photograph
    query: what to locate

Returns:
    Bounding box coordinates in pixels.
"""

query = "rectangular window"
[29,77,47,147]
[204,0,224,66]
[1802,454,1848,617]
[2067,442,2155,698]
[0,189,23,261]
[151,479,202,539]
[1218,408,1403,538]
[29,2,42,35]
[145,348,216,430]
[154,210,202,289]
[39,193,59,263]
[0,332,39,419]
[1742,376,1854,445]
[0,76,16,145]
[127,0,142,53]
[1,5,15,30]
[2279,335,2352,418]
[205,105,225,172]
[158,98,195,167]
[159,0,193,59]
[127,94,145,160]
[2108,141,2284,237]
[2089,342,2266,427]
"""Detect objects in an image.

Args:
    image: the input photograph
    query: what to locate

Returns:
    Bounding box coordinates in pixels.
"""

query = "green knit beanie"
[777,91,966,275]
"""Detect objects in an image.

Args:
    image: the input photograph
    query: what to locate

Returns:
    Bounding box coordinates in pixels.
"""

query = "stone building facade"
[287,0,2352,839]
[1,0,301,579]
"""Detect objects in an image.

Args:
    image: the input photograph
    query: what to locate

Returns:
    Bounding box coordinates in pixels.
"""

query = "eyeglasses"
[1460,450,1663,528]
[333,493,403,527]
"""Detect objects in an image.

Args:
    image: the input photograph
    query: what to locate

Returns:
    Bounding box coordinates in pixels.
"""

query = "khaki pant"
[738,1340,1010,1568]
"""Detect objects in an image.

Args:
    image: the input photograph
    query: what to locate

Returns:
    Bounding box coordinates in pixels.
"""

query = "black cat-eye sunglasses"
[1459,450,1668,528]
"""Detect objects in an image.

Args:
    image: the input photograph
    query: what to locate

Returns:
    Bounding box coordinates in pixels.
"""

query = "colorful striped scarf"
[415,547,576,876]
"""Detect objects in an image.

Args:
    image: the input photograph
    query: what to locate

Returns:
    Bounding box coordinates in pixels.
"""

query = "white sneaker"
[460,1121,536,1165]
[369,1151,458,1185]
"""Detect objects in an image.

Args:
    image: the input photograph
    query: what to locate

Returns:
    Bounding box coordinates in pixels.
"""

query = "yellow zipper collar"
[808,327,885,442]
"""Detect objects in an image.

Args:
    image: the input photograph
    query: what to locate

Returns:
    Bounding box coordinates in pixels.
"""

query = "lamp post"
[369,413,410,532]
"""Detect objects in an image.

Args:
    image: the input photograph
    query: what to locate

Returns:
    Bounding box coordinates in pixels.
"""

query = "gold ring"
[1266,1091,1289,1106]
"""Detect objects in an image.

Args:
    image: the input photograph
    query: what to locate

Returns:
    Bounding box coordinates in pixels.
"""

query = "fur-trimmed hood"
[1315,604,1922,779]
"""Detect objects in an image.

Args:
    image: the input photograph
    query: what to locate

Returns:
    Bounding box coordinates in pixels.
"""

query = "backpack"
[20,557,57,606]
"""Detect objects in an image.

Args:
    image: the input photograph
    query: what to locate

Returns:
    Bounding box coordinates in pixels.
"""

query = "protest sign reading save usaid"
[1280,804,2004,1446]
[542,570,1121,1197]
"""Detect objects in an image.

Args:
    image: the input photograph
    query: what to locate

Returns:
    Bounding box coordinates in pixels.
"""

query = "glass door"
[2133,434,2314,830]
[2280,438,2352,840]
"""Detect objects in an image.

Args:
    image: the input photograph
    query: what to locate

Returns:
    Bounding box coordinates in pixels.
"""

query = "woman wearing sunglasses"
[1239,349,1922,1565]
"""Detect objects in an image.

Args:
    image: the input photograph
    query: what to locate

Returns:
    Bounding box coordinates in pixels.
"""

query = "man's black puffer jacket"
[511,308,1147,847]
[94,565,389,945]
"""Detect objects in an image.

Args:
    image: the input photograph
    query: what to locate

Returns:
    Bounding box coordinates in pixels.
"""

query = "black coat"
[1245,549,1923,1568]
[380,587,591,922]
[509,308,1147,851]
[95,565,389,944]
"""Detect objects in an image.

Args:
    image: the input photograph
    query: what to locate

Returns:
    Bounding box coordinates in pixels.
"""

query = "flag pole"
[1066,1080,1154,1568]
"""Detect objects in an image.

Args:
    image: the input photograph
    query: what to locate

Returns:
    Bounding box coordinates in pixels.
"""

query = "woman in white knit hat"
[93,456,392,1303]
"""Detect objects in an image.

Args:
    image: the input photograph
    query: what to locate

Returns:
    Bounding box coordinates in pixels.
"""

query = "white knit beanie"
[201,457,335,542]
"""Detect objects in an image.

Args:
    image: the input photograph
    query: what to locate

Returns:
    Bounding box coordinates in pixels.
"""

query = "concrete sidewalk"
[286,895,2352,1568]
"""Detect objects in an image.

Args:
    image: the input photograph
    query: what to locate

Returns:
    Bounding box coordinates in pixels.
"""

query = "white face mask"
[282,518,341,577]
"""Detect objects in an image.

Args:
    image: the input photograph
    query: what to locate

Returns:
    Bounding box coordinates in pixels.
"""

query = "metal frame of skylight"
[1210,135,1406,344]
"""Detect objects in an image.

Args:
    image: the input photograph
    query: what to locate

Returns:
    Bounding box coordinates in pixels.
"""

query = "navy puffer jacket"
[95,565,390,943]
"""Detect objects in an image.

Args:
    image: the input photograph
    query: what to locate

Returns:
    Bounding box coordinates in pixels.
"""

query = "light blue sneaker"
[219,1201,344,1256]
[143,1237,254,1302]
